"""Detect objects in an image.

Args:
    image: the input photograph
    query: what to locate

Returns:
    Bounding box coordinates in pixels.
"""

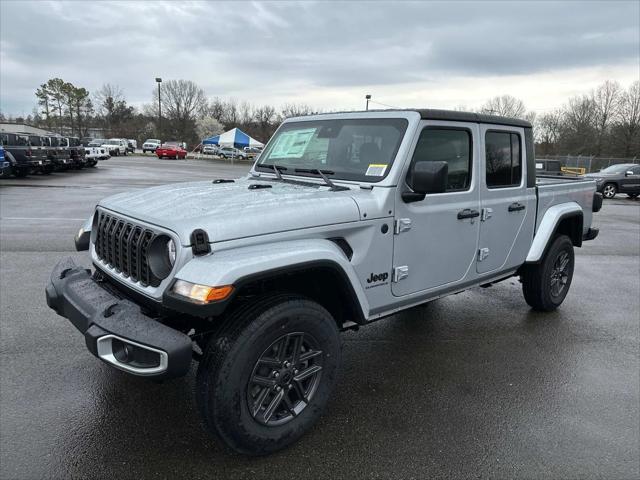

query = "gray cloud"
[0,0,638,115]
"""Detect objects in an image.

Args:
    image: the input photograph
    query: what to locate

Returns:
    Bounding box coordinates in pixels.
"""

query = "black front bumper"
[45,257,192,379]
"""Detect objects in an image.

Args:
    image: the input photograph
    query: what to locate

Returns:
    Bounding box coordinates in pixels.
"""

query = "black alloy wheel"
[247,332,323,427]
[549,250,571,299]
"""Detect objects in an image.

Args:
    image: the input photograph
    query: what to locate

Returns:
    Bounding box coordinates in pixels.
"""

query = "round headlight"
[148,235,176,280]
[167,239,176,266]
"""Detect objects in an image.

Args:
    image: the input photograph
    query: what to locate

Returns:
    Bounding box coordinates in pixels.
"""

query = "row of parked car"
[202,144,262,160]
[83,138,136,157]
[0,132,102,178]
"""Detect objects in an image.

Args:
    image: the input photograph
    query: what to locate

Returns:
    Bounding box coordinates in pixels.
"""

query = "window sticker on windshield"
[269,128,316,159]
[365,164,388,176]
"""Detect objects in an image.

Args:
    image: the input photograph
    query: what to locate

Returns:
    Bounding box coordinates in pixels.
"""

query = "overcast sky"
[1,0,638,116]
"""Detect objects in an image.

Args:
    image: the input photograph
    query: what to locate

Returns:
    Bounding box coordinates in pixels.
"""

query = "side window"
[631,166,640,175]
[485,131,521,188]
[410,128,472,192]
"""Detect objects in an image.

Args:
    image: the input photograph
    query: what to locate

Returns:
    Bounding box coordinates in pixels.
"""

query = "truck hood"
[98,177,363,244]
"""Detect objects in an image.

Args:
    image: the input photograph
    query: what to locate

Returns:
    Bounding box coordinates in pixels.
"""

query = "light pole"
[155,77,162,138]
[365,94,371,111]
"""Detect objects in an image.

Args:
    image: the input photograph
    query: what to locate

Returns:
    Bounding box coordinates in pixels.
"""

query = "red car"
[156,142,187,159]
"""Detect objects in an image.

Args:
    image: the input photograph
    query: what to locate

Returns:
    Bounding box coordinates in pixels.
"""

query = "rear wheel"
[196,295,341,455]
[627,193,639,199]
[521,235,574,311]
[13,168,29,178]
[602,183,617,199]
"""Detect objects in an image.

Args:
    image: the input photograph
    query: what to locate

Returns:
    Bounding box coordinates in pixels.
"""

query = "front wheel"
[521,235,574,311]
[602,183,617,199]
[196,295,341,455]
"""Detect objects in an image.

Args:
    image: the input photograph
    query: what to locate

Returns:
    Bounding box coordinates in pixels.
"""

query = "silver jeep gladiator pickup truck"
[45,109,601,455]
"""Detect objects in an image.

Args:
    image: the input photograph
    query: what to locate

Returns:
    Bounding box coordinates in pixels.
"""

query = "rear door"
[476,126,536,274]
[392,121,480,296]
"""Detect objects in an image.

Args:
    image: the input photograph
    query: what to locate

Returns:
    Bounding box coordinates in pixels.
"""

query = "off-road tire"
[602,183,617,199]
[13,168,29,178]
[521,234,574,311]
[196,294,341,455]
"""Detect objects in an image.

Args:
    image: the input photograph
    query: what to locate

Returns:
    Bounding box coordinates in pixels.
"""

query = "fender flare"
[525,202,583,263]
[168,239,369,320]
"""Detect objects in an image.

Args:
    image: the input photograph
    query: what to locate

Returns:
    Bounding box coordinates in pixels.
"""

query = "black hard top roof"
[307,108,532,128]
[414,109,532,128]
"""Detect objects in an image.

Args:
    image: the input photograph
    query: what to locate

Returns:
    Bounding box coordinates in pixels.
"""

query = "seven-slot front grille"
[94,211,160,287]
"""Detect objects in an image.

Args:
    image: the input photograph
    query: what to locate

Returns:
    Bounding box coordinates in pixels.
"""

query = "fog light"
[172,280,233,303]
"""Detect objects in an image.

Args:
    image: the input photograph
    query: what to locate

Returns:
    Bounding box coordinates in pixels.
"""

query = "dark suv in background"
[586,163,640,199]
[0,132,50,177]
[60,136,88,169]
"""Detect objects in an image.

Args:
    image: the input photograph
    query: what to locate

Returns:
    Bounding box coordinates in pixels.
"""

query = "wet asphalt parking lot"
[1,156,638,479]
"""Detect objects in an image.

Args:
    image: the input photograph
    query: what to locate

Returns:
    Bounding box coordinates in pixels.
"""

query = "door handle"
[508,202,526,212]
[457,209,480,220]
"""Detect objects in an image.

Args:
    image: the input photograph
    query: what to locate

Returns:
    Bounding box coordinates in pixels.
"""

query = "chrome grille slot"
[94,211,161,287]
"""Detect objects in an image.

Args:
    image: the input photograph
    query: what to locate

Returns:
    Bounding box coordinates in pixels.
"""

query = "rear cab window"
[485,131,521,188]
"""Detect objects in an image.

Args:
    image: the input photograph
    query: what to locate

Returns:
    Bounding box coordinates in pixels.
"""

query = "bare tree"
[207,97,225,121]
[615,81,640,157]
[479,95,527,118]
[218,99,239,127]
[156,79,207,141]
[238,101,254,126]
[94,84,125,117]
[280,103,314,120]
[560,95,597,154]
[254,105,277,140]
[535,109,563,155]
[160,80,207,121]
[592,80,622,155]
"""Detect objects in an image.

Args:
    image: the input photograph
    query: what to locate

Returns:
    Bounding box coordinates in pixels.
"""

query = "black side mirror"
[403,161,448,203]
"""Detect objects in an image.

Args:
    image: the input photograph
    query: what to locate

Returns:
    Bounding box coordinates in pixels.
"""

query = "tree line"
[475,81,640,158]
[0,78,637,157]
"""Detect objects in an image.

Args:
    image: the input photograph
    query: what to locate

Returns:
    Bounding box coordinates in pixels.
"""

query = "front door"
[620,165,640,194]
[392,121,480,297]
[476,126,535,274]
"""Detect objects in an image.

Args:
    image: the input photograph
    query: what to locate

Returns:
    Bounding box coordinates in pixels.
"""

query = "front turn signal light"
[172,280,234,303]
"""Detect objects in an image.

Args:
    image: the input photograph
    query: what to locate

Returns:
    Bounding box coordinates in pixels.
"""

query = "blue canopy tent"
[202,128,264,149]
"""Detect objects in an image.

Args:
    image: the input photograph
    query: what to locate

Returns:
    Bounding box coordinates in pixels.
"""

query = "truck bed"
[535,176,596,234]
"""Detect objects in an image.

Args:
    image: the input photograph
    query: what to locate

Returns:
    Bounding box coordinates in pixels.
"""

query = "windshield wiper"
[259,164,288,179]
[294,168,349,191]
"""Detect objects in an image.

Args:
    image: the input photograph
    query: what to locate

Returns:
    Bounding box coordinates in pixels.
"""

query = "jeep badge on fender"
[367,272,389,284]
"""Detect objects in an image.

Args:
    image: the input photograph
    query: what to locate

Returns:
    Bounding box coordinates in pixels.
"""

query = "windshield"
[600,164,633,174]
[145,139,160,143]
[257,118,408,182]
[107,140,120,145]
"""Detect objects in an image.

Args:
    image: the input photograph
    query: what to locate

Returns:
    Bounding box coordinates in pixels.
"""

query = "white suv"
[103,138,128,156]
[142,139,161,153]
